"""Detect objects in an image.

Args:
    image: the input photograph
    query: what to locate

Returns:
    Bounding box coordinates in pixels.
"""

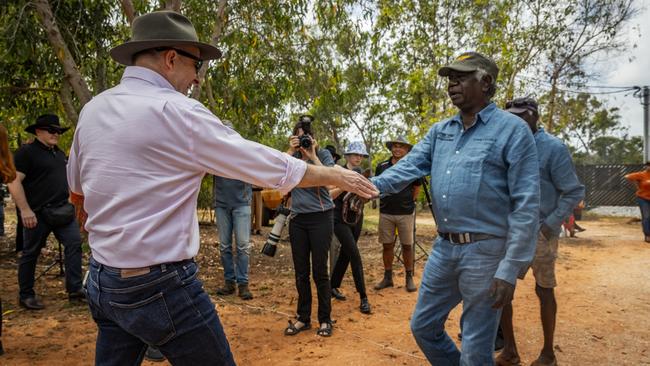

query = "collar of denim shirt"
[448,102,498,128]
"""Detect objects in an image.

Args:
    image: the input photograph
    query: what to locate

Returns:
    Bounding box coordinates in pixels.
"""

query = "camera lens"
[299,135,312,149]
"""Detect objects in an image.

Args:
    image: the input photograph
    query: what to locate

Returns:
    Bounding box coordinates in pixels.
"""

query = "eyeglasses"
[155,47,203,73]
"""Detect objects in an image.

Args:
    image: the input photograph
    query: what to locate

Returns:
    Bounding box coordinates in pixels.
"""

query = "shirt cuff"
[369,177,387,198]
[276,158,307,196]
[494,260,521,286]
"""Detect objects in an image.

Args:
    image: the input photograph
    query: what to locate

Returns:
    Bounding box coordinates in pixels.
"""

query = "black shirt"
[14,139,70,211]
[375,158,421,215]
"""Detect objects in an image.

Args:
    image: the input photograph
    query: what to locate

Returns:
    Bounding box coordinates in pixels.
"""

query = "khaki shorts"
[518,232,559,288]
[378,213,414,246]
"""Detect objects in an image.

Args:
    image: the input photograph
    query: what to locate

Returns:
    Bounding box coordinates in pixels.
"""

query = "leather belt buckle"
[449,233,471,244]
[120,267,151,278]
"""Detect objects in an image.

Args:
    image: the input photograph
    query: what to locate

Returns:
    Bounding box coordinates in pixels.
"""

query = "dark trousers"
[289,210,333,324]
[330,215,367,299]
[18,214,83,300]
[86,258,235,366]
[638,197,650,235]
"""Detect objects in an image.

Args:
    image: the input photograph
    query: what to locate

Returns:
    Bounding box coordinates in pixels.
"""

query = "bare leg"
[402,244,413,271]
[534,285,557,364]
[382,242,395,270]
[495,304,520,365]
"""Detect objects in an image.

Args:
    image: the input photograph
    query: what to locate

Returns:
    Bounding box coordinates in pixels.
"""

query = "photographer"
[284,116,335,337]
[329,142,371,314]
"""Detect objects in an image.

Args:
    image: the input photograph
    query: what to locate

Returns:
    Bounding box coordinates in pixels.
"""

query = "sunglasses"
[37,127,63,135]
[155,47,203,73]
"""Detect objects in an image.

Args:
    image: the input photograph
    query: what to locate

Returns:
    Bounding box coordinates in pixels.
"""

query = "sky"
[598,0,650,136]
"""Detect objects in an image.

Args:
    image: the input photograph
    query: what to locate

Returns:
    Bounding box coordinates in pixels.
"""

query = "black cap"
[505,97,539,114]
[438,51,499,80]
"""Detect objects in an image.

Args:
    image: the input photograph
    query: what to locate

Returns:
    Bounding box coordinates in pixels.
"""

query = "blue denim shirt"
[371,103,540,285]
[213,176,252,208]
[534,127,585,234]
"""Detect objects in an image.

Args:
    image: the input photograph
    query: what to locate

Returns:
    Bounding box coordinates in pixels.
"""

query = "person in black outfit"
[329,141,371,314]
[284,116,336,337]
[7,114,84,310]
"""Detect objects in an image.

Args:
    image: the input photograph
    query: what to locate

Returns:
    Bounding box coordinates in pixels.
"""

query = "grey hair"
[474,67,497,98]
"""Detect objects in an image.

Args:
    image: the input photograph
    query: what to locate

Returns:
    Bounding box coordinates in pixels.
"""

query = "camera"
[261,205,291,257]
[297,115,314,149]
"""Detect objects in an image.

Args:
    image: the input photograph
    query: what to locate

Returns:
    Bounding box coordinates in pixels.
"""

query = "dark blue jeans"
[637,197,650,235]
[18,215,83,300]
[85,257,236,366]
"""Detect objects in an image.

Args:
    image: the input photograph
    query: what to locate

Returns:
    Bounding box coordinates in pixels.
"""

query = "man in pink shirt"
[67,11,377,366]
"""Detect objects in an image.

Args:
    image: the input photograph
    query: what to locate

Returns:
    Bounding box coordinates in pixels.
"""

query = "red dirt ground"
[1,206,649,365]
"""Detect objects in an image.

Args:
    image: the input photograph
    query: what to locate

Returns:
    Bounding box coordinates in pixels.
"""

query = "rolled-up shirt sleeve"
[184,104,306,195]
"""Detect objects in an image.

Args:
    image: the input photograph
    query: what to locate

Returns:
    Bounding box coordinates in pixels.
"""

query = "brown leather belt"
[438,232,500,245]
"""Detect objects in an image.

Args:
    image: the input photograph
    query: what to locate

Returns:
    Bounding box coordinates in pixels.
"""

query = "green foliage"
[0,0,640,165]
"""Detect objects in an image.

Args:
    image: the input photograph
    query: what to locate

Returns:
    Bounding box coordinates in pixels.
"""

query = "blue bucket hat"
[344,141,368,157]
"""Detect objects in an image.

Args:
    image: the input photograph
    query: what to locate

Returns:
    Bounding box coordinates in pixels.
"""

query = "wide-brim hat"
[385,136,413,151]
[438,51,499,80]
[110,11,222,66]
[344,141,369,157]
[25,114,70,135]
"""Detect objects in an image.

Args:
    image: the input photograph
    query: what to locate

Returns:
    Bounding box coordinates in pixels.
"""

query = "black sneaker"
[359,298,371,314]
[332,288,346,301]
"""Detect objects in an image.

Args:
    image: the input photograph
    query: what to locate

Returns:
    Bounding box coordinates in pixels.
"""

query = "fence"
[575,164,643,207]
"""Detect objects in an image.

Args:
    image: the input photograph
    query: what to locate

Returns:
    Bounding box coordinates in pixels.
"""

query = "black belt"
[438,232,499,245]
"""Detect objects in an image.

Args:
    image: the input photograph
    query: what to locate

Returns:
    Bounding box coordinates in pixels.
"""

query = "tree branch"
[120,0,136,24]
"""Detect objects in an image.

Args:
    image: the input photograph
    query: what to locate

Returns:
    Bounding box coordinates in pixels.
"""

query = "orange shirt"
[625,170,650,200]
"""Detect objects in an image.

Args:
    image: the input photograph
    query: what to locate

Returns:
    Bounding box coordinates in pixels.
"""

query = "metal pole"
[641,86,650,163]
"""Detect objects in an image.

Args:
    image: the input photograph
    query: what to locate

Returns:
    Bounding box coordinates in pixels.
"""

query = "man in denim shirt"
[371,52,540,365]
[496,97,584,366]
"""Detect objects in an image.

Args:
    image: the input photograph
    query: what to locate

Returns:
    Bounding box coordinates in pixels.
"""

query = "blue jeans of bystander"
[410,237,505,366]
[215,205,251,284]
[85,257,236,366]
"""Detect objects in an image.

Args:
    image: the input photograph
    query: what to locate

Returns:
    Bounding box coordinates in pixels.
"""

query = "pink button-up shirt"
[67,66,307,268]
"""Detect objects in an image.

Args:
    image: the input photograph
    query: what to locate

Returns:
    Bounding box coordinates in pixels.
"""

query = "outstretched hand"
[334,165,379,199]
[490,278,515,309]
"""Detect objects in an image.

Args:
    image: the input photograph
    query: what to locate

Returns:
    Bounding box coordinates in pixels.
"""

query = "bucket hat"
[385,136,413,151]
[344,141,368,157]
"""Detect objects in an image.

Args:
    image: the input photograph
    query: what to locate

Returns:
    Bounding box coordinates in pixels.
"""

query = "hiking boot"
[374,270,393,290]
[68,290,88,304]
[19,296,44,310]
[238,284,253,300]
[405,271,417,292]
[216,281,236,296]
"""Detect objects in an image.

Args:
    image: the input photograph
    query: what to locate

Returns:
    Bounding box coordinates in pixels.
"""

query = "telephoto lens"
[261,205,291,257]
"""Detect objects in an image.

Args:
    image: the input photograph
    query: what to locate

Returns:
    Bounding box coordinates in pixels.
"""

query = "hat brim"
[438,64,478,77]
[25,125,70,135]
[110,40,222,66]
[385,141,413,150]
[506,106,530,114]
[344,153,368,158]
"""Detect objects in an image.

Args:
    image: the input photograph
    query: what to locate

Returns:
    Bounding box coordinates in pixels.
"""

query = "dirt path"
[1,208,649,365]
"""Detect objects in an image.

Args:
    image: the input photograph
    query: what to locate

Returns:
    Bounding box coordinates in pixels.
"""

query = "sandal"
[284,320,311,336]
[316,322,333,337]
